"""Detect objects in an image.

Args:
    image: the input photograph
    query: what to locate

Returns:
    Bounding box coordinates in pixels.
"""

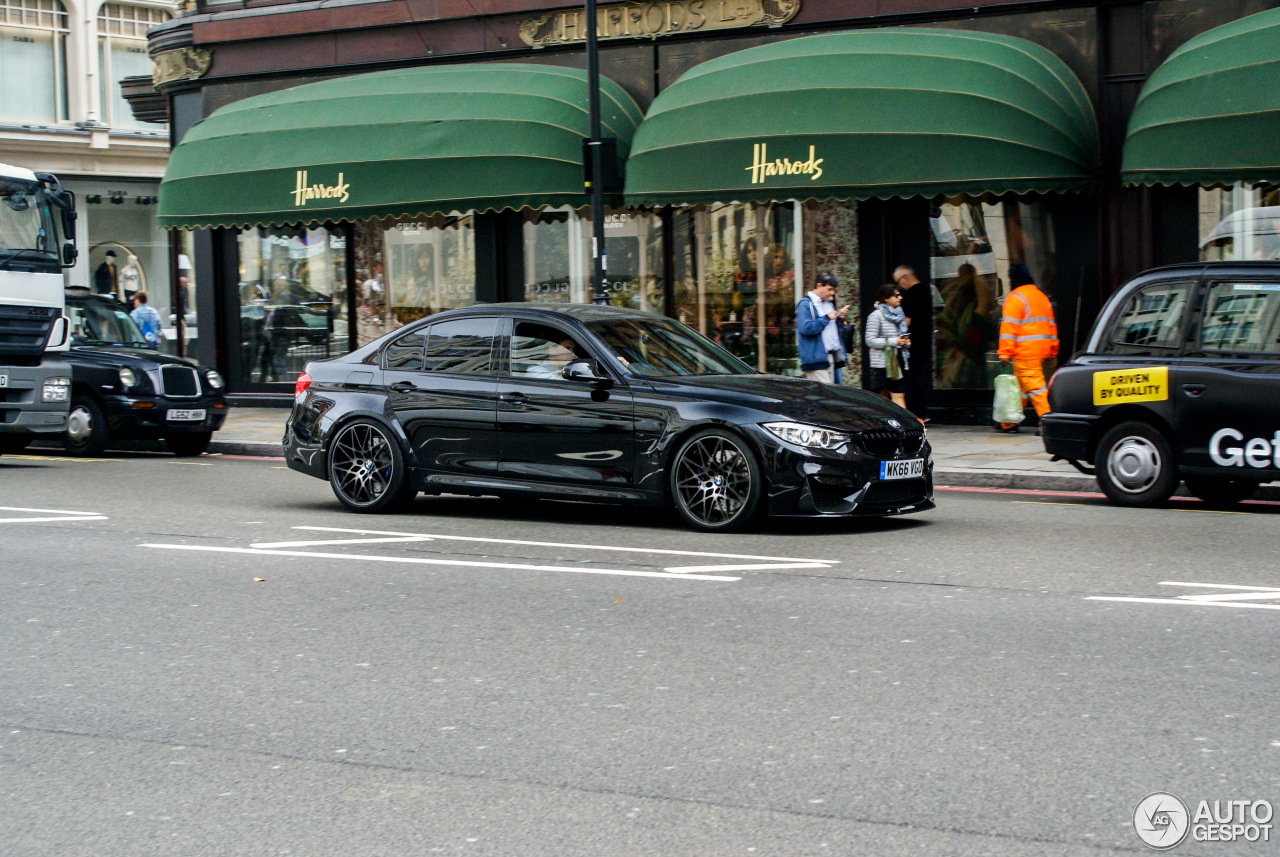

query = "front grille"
[160,365,200,397]
[858,429,901,459]
[902,428,925,455]
[0,305,59,359]
[862,479,929,508]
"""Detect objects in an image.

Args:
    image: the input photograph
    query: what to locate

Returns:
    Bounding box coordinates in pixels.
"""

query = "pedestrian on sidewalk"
[865,283,909,410]
[892,265,932,418]
[129,291,163,348]
[997,263,1058,432]
[796,271,850,384]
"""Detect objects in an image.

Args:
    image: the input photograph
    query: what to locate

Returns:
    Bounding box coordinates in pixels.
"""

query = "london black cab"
[1042,262,1280,506]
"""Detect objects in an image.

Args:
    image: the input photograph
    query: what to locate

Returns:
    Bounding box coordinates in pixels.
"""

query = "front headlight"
[118,367,137,388]
[205,369,225,390]
[762,421,850,450]
[41,376,71,403]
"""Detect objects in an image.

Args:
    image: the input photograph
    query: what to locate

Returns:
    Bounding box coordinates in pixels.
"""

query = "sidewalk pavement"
[212,408,1101,493]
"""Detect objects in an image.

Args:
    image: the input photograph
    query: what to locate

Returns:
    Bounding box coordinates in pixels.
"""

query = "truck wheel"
[1095,421,1177,507]
[63,395,110,457]
[166,432,212,457]
[1183,476,1258,507]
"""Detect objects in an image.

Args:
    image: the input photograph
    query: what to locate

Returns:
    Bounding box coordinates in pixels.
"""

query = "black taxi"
[1043,261,1280,506]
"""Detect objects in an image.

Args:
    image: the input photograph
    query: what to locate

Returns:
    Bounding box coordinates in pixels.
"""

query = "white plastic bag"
[992,372,1025,424]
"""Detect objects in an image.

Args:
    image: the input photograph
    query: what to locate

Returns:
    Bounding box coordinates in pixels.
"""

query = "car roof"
[436,302,664,324]
[65,287,123,305]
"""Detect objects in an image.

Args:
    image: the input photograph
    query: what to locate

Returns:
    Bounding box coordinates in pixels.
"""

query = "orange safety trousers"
[1000,358,1051,430]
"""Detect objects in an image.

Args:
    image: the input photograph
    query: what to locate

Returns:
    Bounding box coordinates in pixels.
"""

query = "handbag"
[884,345,903,381]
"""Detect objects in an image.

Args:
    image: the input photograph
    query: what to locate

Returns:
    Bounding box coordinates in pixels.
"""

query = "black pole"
[585,0,608,304]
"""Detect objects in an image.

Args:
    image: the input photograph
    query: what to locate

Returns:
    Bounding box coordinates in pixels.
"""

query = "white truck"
[0,163,76,453]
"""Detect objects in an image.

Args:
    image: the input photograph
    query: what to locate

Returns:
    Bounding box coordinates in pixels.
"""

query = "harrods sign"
[519,0,801,48]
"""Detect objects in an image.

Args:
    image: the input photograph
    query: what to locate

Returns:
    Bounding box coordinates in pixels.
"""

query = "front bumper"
[100,395,229,437]
[0,362,71,434]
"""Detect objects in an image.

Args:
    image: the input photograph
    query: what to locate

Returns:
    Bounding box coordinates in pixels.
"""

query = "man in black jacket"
[893,265,932,419]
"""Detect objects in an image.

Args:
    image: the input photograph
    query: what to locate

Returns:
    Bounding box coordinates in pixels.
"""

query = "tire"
[1184,476,1258,507]
[1095,420,1178,507]
[326,418,415,513]
[669,427,764,532]
[166,432,212,457]
[63,395,110,457]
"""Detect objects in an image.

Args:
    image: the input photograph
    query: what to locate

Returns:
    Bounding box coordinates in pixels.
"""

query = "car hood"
[644,374,915,431]
[69,345,199,371]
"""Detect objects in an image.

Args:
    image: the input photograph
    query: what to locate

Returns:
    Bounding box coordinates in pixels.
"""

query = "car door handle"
[1181,383,1206,397]
[499,392,527,403]
[390,381,417,393]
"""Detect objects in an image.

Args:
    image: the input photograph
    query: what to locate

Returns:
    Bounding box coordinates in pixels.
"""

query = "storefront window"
[1199,183,1280,262]
[929,196,1056,389]
[176,231,197,356]
[523,207,664,310]
[0,0,69,123]
[672,203,800,374]
[97,3,170,130]
[353,216,476,345]
[237,226,349,385]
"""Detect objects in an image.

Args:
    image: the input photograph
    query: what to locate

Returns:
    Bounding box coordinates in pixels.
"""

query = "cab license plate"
[167,409,206,422]
[880,458,924,480]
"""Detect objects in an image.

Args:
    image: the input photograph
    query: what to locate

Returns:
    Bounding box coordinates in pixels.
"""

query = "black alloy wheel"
[1095,420,1178,507]
[326,419,414,513]
[166,432,212,457]
[63,395,110,457]
[1183,476,1259,507]
[669,428,763,532]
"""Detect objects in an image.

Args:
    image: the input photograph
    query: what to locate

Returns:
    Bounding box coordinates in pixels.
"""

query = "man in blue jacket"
[796,271,850,383]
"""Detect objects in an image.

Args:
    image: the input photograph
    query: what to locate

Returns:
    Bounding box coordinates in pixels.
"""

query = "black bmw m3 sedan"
[284,304,933,531]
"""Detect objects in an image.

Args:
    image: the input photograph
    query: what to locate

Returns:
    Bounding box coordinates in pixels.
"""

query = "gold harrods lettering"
[518,0,799,48]
[746,143,823,185]
[292,170,351,207]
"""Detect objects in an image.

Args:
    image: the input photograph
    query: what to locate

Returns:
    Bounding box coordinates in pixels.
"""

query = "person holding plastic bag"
[996,263,1058,432]
[865,284,909,409]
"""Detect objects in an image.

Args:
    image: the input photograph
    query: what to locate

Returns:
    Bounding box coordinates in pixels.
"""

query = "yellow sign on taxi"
[1093,366,1169,406]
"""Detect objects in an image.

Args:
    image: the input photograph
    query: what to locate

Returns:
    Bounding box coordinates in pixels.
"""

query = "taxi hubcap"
[1107,436,1161,493]
[66,406,93,443]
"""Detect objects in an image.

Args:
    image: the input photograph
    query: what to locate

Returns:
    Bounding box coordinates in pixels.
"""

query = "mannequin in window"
[118,254,143,303]
[94,250,118,296]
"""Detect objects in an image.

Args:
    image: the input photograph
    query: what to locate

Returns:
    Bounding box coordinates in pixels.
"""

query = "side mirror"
[62,243,78,265]
[562,359,614,390]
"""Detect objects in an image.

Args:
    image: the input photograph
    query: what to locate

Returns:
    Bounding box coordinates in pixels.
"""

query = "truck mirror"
[62,243,78,266]
[61,207,77,238]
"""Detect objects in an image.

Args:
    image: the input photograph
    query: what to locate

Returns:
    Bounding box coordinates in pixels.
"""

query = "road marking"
[140,544,741,582]
[1012,500,1087,507]
[1088,581,1280,611]
[0,505,108,523]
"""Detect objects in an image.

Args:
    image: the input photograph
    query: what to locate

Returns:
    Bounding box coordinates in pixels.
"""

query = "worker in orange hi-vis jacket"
[997,263,1059,432]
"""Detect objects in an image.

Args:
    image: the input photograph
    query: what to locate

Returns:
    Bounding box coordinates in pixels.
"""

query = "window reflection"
[1200,184,1280,262]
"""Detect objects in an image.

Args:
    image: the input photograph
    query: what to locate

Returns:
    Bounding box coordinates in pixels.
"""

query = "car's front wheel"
[1095,420,1178,507]
[1184,476,1258,507]
[326,418,415,513]
[166,432,212,457]
[669,428,763,532]
[63,395,109,457]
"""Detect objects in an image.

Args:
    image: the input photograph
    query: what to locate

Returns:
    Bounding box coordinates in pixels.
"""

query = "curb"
[209,440,285,457]
[933,467,1096,493]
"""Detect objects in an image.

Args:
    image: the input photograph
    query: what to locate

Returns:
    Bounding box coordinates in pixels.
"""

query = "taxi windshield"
[67,299,151,348]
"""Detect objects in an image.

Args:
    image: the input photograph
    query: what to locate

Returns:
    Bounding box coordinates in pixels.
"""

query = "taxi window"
[1107,283,1189,350]
[1200,283,1280,354]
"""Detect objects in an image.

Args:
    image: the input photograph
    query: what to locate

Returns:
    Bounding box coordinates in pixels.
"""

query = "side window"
[384,329,425,370]
[1107,282,1190,351]
[1200,283,1280,354]
[423,317,498,374]
[509,321,590,379]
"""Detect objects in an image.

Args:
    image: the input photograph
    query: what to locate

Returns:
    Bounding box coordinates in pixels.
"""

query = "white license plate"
[879,458,924,480]
[167,408,207,422]
[0,375,7,387]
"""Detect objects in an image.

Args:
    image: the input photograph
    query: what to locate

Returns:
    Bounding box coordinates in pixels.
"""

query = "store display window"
[1199,183,1280,262]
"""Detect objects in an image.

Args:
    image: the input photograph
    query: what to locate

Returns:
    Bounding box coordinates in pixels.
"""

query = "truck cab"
[0,163,77,450]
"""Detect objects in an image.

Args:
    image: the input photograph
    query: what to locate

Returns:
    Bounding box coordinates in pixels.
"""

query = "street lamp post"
[585,0,608,305]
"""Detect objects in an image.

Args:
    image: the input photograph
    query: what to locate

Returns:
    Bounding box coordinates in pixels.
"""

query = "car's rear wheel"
[327,419,414,513]
[1184,476,1258,507]
[669,428,763,532]
[63,395,109,457]
[166,432,212,457]
[1095,420,1178,507]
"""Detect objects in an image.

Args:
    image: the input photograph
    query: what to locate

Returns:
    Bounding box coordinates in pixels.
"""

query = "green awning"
[158,63,642,229]
[1122,8,1280,187]
[624,29,1098,207]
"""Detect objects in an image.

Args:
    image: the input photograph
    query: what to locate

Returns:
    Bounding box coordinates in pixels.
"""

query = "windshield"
[587,316,756,378]
[67,300,150,347]
[0,178,60,270]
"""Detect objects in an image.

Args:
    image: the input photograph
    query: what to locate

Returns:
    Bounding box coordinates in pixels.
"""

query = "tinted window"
[1108,283,1189,350]
[510,321,590,379]
[1200,282,1280,353]
[384,330,425,370]
[66,300,150,348]
[423,318,497,374]
[587,317,754,377]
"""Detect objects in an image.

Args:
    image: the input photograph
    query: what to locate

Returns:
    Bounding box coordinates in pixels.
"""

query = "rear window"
[1200,282,1280,353]
[1107,282,1189,350]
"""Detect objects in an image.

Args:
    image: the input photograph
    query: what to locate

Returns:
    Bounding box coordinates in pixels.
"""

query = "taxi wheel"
[63,395,110,457]
[1183,476,1258,507]
[1095,421,1178,507]
[669,428,763,532]
[166,433,212,457]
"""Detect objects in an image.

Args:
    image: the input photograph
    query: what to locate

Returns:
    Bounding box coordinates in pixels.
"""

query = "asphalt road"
[1,450,1278,857]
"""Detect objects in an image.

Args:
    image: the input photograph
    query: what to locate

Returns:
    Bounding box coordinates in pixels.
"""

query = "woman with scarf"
[865,283,910,409]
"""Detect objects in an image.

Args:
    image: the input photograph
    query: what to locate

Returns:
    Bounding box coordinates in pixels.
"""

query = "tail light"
[295,372,312,398]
